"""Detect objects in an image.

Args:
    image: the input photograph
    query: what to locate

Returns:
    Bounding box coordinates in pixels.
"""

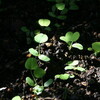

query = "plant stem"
[38,44,41,55]
[30,70,37,84]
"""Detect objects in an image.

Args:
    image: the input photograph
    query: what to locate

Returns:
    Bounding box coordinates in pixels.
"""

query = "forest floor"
[0,0,100,100]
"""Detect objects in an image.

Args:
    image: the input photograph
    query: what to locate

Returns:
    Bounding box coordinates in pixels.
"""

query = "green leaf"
[67,60,79,66]
[75,67,85,72]
[38,19,51,27]
[65,32,73,42]
[25,57,38,70]
[33,85,44,95]
[48,12,56,17]
[55,23,61,28]
[34,68,46,78]
[44,79,53,87]
[29,48,39,56]
[34,30,40,35]
[92,42,100,52]
[57,15,67,20]
[70,74,75,78]
[69,3,79,10]
[72,32,80,42]
[52,5,56,12]
[59,74,70,80]
[34,33,48,43]
[12,96,21,100]
[44,27,52,31]
[55,75,60,79]
[55,74,70,80]
[60,36,67,42]
[60,8,68,15]
[72,43,83,50]
[88,47,93,51]
[65,66,74,70]
[21,26,30,33]
[38,54,50,62]
[26,77,34,86]
[56,3,65,10]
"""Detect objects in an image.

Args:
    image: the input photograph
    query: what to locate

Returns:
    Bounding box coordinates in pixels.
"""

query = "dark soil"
[0,0,100,100]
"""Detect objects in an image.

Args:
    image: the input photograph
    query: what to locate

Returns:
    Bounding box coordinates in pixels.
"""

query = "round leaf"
[72,43,83,50]
[67,60,79,66]
[59,74,70,80]
[56,3,65,10]
[38,54,50,62]
[29,48,39,56]
[26,77,34,86]
[92,42,100,52]
[34,68,46,78]
[57,15,67,20]
[65,66,74,70]
[75,67,85,72]
[65,32,73,42]
[72,32,80,42]
[44,79,53,87]
[12,96,21,100]
[25,57,38,70]
[60,8,68,15]
[38,19,51,27]
[48,12,56,17]
[34,33,48,43]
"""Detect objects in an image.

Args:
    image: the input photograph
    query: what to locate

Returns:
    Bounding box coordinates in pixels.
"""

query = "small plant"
[38,19,51,31]
[55,60,86,80]
[47,0,80,28]
[60,31,83,50]
[12,33,53,100]
[29,33,50,62]
[88,42,100,56]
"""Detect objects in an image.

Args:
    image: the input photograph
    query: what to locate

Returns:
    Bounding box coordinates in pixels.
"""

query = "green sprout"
[55,60,85,80]
[29,33,50,62]
[88,42,100,56]
[60,32,83,50]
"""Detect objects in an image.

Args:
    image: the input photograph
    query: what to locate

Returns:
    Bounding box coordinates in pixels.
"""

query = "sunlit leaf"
[72,32,80,42]
[34,33,48,43]
[55,74,70,80]
[65,66,74,70]
[12,96,21,100]
[75,67,85,72]
[29,48,39,56]
[56,3,65,10]
[59,74,70,80]
[72,43,83,50]
[92,42,100,52]
[25,57,38,70]
[26,77,34,86]
[66,60,79,66]
[38,54,50,62]
[88,47,93,51]
[38,19,51,27]
[44,79,53,87]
